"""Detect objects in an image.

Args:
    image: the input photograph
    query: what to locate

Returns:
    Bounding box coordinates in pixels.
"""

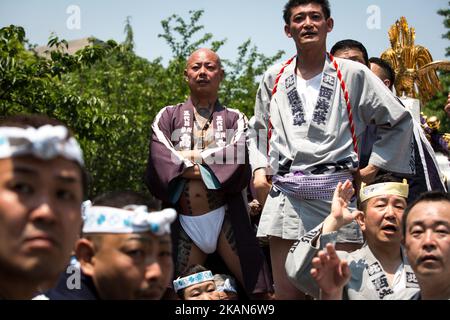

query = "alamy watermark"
[66,264,81,290]
[366,5,381,30]
[66,5,81,30]
[168,127,282,173]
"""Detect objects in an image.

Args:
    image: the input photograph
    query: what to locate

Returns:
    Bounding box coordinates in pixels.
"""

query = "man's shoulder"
[162,102,185,111]
[262,62,285,80]
[267,62,285,74]
[220,106,247,125]
[222,105,245,117]
[344,244,370,261]
[157,102,186,116]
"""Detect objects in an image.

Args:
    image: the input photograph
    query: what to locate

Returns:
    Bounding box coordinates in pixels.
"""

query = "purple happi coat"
[145,98,272,295]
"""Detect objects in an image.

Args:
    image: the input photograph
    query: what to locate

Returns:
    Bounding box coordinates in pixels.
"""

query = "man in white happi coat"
[285,175,420,299]
[249,0,415,299]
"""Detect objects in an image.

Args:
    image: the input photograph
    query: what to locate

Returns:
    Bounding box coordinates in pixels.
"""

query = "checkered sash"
[272,170,353,200]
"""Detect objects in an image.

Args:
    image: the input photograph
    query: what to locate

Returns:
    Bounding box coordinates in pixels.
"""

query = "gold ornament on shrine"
[381,17,450,105]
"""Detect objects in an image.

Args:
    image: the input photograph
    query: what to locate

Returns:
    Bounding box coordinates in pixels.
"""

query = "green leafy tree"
[220,40,284,116]
[0,10,284,197]
[0,25,126,197]
[422,2,450,132]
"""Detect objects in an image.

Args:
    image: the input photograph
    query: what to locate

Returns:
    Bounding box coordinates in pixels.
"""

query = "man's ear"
[327,17,334,32]
[75,238,97,277]
[384,79,392,88]
[284,24,292,38]
[184,69,189,82]
[355,210,366,232]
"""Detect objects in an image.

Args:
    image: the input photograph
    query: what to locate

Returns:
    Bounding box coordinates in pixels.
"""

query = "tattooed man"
[145,48,272,299]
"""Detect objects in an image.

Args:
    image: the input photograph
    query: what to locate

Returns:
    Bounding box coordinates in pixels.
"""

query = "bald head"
[184,48,224,100]
[186,48,222,69]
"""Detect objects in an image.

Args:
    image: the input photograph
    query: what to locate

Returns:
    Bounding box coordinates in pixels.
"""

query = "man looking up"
[286,175,419,299]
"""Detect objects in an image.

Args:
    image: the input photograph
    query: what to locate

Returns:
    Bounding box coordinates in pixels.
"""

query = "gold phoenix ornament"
[381,17,450,105]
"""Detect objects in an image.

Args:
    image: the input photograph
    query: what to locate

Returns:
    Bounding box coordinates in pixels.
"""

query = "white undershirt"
[392,262,406,293]
[296,72,322,123]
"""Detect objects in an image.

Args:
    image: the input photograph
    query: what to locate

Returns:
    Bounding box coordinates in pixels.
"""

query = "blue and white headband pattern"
[82,201,177,236]
[0,125,84,166]
[173,271,214,293]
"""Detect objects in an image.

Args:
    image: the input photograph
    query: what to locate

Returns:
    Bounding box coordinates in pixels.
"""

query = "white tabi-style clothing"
[179,205,226,254]
[285,223,420,300]
[250,55,415,243]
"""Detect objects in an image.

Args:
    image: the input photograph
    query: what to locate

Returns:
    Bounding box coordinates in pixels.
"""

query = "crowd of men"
[0,0,449,300]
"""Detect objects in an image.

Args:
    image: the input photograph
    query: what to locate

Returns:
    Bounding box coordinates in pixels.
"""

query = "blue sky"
[0,0,448,66]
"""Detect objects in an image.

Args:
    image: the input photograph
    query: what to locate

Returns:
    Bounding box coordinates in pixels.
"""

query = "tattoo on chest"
[197,107,211,119]
[181,182,193,215]
[207,191,225,210]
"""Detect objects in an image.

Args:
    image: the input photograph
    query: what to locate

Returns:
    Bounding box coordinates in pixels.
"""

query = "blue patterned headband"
[0,125,84,166]
[173,271,214,293]
[82,201,177,236]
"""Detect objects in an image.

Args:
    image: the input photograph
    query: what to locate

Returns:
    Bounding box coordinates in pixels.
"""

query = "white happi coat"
[251,55,414,176]
[251,55,415,241]
[285,223,420,300]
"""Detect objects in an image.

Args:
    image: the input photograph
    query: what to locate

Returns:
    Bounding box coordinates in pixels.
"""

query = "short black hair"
[0,113,88,197]
[369,57,396,90]
[330,39,369,66]
[176,264,211,299]
[92,190,161,210]
[357,173,404,211]
[283,0,331,24]
[402,191,450,236]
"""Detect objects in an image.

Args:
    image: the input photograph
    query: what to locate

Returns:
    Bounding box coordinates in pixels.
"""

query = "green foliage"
[422,3,450,133]
[438,3,450,57]
[158,10,226,61]
[0,10,283,197]
[220,40,284,116]
[422,71,450,132]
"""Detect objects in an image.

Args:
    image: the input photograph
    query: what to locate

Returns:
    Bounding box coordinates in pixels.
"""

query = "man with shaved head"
[145,48,273,299]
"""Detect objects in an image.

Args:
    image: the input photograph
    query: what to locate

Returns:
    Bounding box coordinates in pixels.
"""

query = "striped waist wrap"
[272,170,354,200]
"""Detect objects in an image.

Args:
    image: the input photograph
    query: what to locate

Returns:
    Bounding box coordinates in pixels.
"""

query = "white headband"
[82,202,177,236]
[0,125,84,166]
[360,179,409,203]
[173,271,214,293]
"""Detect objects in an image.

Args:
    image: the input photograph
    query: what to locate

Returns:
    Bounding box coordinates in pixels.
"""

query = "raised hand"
[310,243,351,300]
[323,180,362,233]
